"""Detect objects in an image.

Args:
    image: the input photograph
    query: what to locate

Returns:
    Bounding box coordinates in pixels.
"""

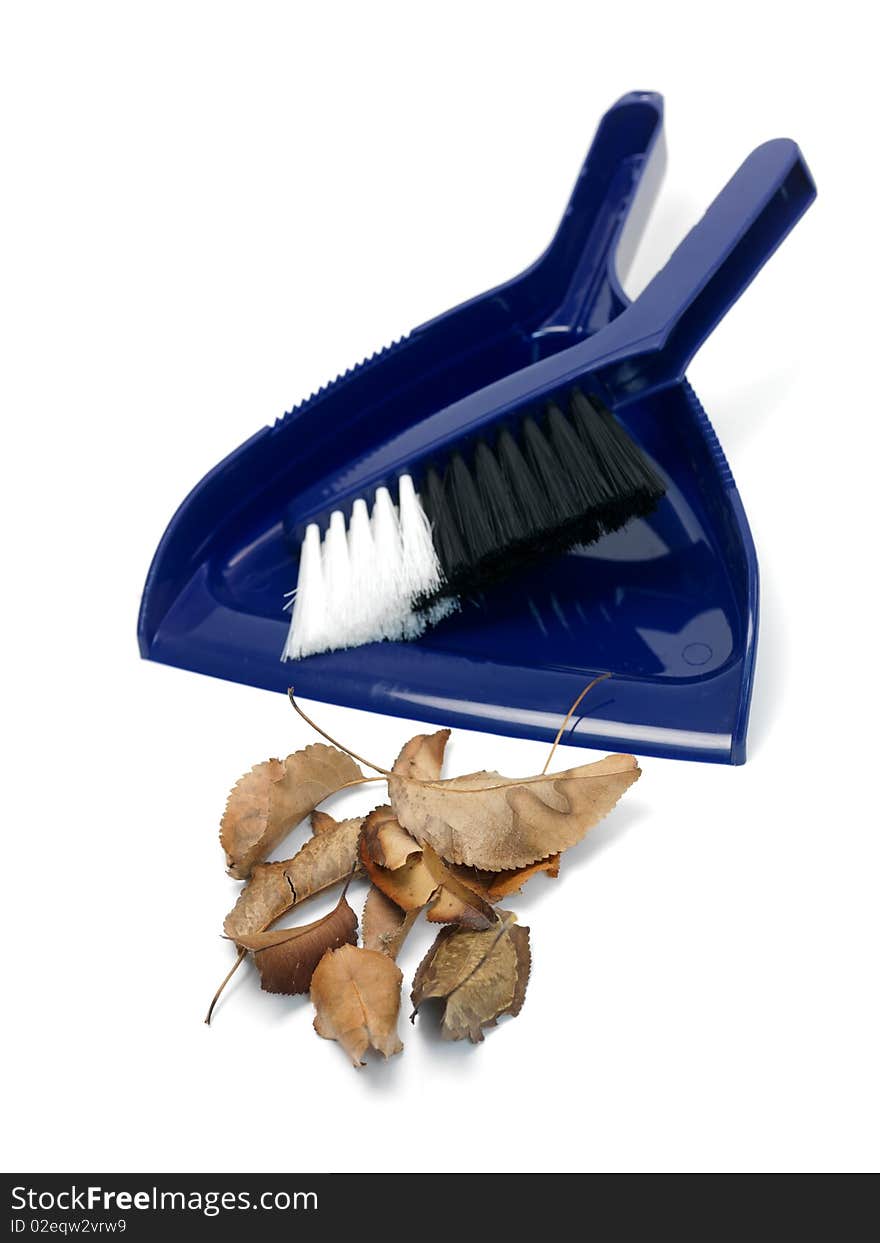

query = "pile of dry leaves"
[207,684,640,1066]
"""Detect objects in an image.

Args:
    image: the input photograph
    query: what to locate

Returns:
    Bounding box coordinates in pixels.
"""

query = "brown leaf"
[310,810,339,835]
[392,729,450,782]
[424,867,497,931]
[358,816,495,930]
[224,860,291,943]
[358,824,434,911]
[389,752,640,870]
[311,944,404,1067]
[224,816,363,942]
[237,895,358,995]
[362,886,417,960]
[452,856,560,902]
[220,744,362,878]
[411,911,530,1042]
[361,804,422,869]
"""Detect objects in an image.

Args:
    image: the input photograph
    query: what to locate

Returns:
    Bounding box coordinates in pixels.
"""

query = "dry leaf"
[223,861,292,943]
[237,895,358,995]
[452,856,560,902]
[221,744,362,878]
[424,871,496,930]
[212,693,646,1059]
[358,813,495,930]
[358,823,434,911]
[389,750,639,870]
[411,911,530,1042]
[362,804,422,869]
[362,886,417,960]
[310,810,339,835]
[285,813,364,904]
[224,815,363,942]
[311,944,404,1067]
[392,729,450,782]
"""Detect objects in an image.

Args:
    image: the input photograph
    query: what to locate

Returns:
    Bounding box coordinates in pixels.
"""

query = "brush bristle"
[282,390,665,659]
[415,389,665,607]
[282,476,451,659]
[570,391,665,529]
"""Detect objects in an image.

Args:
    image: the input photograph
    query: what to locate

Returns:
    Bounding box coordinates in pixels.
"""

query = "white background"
[2,2,877,1175]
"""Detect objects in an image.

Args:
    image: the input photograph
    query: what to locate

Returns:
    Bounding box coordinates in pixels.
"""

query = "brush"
[282,390,664,659]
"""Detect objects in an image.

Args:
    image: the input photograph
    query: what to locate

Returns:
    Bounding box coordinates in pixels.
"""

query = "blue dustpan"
[138,92,815,764]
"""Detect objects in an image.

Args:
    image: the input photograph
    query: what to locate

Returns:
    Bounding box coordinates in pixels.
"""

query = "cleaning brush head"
[283,390,665,659]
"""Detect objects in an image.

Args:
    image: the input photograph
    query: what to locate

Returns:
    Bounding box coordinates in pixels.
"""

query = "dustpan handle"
[611,138,816,389]
[531,90,666,340]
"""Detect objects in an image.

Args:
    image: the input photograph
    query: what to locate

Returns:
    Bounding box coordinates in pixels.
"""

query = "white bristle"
[282,523,325,659]
[345,497,377,646]
[282,480,458,660]
[422,596,460,628]
[370,486,408,640]
[398,473,445,604]
[323,510,351,634]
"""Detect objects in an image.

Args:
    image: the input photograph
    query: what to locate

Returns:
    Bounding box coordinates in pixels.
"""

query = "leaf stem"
[288,689,393,776]
[541,673,611,774]
[289,677,628,801]
[204,947,246,1025]
[333,775,388,794]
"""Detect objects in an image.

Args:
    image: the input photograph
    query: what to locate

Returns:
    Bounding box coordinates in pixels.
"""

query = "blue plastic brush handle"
[288,137,815,528]
[595,137,816,397]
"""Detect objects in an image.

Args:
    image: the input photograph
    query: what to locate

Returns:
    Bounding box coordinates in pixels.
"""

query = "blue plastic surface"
[138,93,816,764]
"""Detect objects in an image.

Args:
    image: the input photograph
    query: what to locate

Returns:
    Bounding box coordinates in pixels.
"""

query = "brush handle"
[601,137,816,396]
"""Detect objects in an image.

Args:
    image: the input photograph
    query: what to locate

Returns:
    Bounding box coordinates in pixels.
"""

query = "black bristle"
[544,403,608,546]
[521,415,581,529]
[570,390,666,531]
[420,466,467,595]
[472,440,529,549]
[446,453,498,570]
[416,388,666,610]
[570,389,631,495]
[495,426,555,535]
